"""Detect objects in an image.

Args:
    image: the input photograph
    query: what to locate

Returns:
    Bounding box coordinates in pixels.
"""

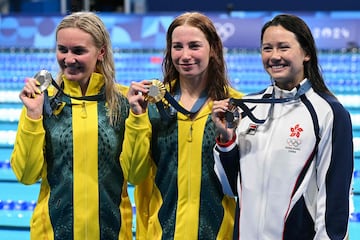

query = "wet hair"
[261,14,333,95]
[55,11,121,125]
[162,12,230,100]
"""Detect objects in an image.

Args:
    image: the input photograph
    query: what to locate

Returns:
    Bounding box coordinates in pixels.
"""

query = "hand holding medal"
[137,79,207,120]
[33,69,53,92]
[143,79,166,103]
[225,102,240,129]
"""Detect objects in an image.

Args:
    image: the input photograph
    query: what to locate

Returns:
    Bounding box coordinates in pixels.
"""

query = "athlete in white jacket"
[212,14,353,240]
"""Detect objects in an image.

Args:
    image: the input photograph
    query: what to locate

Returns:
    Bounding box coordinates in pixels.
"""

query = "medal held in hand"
[144,79,208,121]
[34,69,53,92]
[33,69,105,104]
[225,104,240,128]
[145,79,166,103]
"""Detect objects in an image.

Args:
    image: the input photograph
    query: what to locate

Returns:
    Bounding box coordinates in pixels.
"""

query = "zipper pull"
[187,123,193,142]
[81,102,87,118]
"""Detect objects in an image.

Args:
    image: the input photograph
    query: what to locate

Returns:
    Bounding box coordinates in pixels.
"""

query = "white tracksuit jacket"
[214,79,353,240]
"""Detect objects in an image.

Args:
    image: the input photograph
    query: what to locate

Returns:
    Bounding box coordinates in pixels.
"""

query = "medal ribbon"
[155,90,208,120]
[229,80,312,124]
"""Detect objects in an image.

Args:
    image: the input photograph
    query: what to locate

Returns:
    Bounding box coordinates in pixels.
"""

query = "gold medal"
[145,79,166,103]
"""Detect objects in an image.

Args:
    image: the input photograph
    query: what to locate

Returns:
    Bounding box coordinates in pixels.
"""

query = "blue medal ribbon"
[229,80,312,124]
[155,83,208,120]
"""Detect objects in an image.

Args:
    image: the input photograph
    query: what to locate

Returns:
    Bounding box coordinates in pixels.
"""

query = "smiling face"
[261,25,310,90]
[56,27,105,88]
[170,24,210,82]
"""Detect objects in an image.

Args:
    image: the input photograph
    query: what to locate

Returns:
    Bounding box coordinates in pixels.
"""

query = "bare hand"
[211,99,237,143]
[19,77,44,119]
[127,80,152,114]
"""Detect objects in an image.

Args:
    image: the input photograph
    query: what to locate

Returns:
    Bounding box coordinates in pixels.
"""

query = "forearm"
[315,110,353,239]
[10,108,45,184]
[120,110,152,185]
[214,135,240,196]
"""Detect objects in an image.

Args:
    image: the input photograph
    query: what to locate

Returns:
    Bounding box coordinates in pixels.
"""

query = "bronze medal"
[225,105,240,129]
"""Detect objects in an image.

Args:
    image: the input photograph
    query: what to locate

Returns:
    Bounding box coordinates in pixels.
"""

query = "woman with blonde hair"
[11,12,133,240]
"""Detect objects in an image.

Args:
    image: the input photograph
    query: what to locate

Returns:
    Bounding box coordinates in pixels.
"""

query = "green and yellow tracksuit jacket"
[121,85,243,240]
[11,73,133,240]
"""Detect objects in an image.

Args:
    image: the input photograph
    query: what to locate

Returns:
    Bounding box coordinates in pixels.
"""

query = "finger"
[25,78,42,94]
[129,82,149,97]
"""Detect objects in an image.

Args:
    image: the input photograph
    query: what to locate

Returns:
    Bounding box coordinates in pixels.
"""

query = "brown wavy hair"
[162,12,231,100]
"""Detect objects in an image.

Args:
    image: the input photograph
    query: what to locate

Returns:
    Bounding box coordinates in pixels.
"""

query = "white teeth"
[272,65,283,69]
[271,65,284,69]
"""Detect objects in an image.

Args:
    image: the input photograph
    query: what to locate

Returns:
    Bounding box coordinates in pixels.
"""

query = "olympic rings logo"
[287,138,302,147]
[214,22,235,42]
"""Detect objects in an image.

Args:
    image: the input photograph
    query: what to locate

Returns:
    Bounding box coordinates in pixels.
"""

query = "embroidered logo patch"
[246,123,258,135]
[286,124,303,152]
[290,124,303,138]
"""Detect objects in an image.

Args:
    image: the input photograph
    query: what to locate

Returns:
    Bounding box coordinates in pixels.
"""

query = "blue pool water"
[0,49,359,239]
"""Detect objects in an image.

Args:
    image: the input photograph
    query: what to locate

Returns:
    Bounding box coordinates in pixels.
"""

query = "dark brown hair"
[261,14,333,95]
[162,12,230,100]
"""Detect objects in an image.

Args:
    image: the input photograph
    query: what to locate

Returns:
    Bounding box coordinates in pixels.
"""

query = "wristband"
[216,133,236,147]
